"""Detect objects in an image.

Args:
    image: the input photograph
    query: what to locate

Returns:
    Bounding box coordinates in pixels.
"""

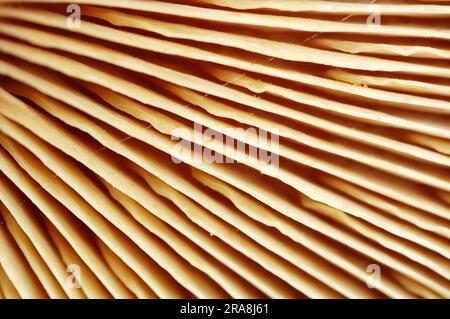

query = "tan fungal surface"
[0,0,448,299]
